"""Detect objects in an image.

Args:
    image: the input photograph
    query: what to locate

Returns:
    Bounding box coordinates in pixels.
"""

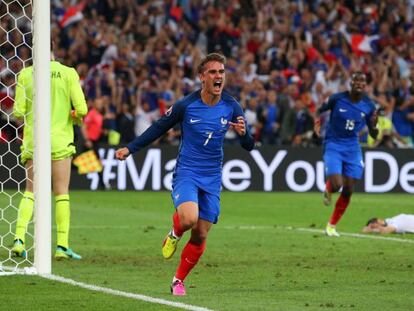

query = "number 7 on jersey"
[204,132,213,146]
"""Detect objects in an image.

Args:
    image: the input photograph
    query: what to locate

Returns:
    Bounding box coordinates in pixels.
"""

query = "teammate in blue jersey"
[115,53,254,295]
[314,72,378,237]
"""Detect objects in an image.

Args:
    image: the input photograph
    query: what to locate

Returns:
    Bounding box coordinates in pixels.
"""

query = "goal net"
[0,0,50,275]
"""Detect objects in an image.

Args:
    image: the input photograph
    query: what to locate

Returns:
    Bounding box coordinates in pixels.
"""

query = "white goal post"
[33,0,51,275]
[0,0,51,275]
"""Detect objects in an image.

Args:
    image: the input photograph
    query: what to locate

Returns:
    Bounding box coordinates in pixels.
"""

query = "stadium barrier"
[2,143,413,193]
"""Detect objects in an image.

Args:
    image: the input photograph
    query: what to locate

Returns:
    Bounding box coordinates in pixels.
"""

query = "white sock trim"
[173,276,183,283]
[171,229,181,239]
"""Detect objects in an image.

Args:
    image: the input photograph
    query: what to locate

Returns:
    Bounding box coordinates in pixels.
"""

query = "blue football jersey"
[127,90,254,175]
[321,91,376,148]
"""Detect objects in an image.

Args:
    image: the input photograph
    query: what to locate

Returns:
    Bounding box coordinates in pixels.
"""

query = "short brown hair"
[366,218,378,226]
[197,53,226,74]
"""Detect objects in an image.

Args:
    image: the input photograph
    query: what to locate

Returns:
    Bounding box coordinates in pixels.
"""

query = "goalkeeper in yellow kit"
[12,52,88,260]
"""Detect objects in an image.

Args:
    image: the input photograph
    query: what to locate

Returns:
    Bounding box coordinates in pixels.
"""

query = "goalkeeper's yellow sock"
[56,194,70,249]
[15,191,35,244]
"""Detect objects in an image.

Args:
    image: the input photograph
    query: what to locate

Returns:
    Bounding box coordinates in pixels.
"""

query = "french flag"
[59,1,86,28]
[339,24,379,55]
[349,33,379,54]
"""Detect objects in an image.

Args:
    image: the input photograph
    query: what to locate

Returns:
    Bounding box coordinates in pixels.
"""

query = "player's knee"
[331,182,342,192]
[341,187,353,197]
[179,214,198,230]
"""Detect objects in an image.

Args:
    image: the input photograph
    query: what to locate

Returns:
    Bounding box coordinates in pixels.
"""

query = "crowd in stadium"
[1,0,414,148]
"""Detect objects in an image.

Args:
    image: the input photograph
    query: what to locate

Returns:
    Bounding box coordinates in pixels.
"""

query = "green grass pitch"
[0,191,413,310]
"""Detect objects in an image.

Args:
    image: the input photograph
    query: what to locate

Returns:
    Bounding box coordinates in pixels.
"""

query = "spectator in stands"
[82,97,110,190]
[260,90,280,145]
[241,91,260,142]
[135,84,157,137]
[117,103,135,144]
[292,98,314,147]
[392,96,414,147]
[4,0,414,148]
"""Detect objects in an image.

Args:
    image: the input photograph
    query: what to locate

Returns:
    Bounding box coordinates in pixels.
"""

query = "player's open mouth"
[213,81,222,91]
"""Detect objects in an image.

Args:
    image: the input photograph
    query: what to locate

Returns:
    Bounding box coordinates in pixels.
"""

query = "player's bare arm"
[314,118,321,137]
[363,225,396,234]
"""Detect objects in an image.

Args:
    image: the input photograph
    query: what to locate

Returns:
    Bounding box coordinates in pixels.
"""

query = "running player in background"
[314,72,378,237]
[12,41,88,259]
[115,53,254,295]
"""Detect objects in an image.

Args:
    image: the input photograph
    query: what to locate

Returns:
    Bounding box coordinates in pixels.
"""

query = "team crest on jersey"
[361,112,365,118]
[221,117,228,126]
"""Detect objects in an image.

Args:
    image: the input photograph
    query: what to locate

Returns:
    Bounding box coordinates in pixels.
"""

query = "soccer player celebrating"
[12,42,88,259]
[115,53,254,295]
[314,71,378,237]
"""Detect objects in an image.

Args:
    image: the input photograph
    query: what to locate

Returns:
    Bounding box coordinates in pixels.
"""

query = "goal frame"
[33,0,51,275]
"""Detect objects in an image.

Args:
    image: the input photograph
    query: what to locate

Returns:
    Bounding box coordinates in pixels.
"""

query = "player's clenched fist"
[229,116,246,136]
[115,147,130,160]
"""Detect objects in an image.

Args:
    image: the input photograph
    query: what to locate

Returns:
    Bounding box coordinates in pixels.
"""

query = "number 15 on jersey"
[345,119,355,131]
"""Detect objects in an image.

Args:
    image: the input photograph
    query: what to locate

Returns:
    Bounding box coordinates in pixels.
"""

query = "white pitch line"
[41,274,214,311]
[0,271,18,276]
[294,227,414,244]
[69,224,414,244]
[223,225,414,244]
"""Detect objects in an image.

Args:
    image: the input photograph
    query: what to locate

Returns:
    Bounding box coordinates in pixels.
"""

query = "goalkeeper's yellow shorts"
[20,145,76,165]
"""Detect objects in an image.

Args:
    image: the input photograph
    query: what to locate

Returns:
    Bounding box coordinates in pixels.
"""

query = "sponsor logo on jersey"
[190,118,201,123]
[339,108,347,112]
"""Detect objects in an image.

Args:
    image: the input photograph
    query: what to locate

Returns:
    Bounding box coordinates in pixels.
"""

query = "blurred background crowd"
[1,0,414,149]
